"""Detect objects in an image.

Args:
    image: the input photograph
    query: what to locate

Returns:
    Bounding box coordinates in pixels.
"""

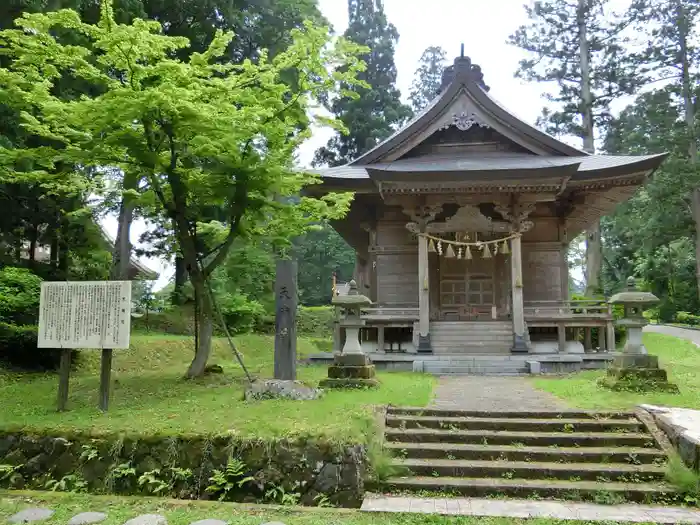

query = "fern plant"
[205,458,254,501]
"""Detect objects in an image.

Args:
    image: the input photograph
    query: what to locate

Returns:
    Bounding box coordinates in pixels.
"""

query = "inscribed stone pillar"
[417,231,432,353]
[274,259,297,380]
[510,235,528,353]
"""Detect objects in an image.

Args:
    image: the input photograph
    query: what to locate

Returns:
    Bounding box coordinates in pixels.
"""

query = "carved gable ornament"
[426,205,509,233]
[440,111,490,132]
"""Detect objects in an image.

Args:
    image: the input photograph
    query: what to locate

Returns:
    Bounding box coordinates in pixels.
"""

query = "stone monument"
[601,277,679,393]
[274,259,297,380]
[319,280,379,389]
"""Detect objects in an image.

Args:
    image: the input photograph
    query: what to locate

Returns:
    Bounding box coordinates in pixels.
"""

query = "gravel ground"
[430,375,570,411]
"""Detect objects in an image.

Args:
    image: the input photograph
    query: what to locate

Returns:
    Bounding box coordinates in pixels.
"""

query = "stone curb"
[639,404,700,472]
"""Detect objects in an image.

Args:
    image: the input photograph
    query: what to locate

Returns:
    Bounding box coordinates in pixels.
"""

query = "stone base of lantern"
[319,354,379,389]
[600,354,679,393]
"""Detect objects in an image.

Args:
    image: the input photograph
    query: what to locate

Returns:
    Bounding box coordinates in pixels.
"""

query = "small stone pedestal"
[601,277,679,393]
[319,280,379,389]
[601,354,679,393]
[320,353,379,389]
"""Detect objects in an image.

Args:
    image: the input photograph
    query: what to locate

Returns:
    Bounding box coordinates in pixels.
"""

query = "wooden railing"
[524,300,612,319]
[361,306,419,320]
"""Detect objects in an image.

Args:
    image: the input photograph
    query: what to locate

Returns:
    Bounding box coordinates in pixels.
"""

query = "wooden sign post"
[38,281,132,412]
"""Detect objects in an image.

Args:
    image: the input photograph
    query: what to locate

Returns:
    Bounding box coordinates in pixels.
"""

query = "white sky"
[106,0,628,289]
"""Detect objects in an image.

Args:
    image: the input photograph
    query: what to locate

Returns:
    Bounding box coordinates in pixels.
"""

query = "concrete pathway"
[430,375,569,411]
[645,324,700,347]
[362,496,700,523]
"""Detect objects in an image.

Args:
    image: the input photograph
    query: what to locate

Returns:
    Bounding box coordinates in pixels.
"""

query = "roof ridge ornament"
[438,47,490,93]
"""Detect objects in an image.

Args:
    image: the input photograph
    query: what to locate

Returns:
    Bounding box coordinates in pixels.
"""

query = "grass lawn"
[0,335,434,442]
[0,491,596,525]
[534,333,700,410]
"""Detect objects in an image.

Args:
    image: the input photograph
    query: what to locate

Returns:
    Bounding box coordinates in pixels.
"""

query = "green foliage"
[0,266,73,371]
[0,266,41,325]
[0,334,434,441]
[0,0,362,376]
[675,311,700,326]
[205,458,255,501]
[136,467,193,497]
[297,306,335,337]
[665,453,700,505]
[45,474,88,493]
[313,0,411,166]
[295,224,355,306]
[263,481,301,505]
[130,306,198,336]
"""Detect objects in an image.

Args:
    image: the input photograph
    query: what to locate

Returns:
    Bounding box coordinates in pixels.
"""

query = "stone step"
[429,352,513,358]
[431,334,514,338]
[385,442,667,464]
[392,458,666,482]
[386,407,637,420]
[430,320,513,330]
[384,428,656,448]
[382,476,675,503]
[385,415,643,433]
[430,350,513,356]
[422,367,527,375]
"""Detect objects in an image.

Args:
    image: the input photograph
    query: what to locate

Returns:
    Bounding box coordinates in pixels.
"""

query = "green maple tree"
[0,1,363,376]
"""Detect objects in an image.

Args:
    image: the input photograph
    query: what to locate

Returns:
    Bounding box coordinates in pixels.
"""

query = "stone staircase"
[430,321,513,355]
[418,356,528,375]
[381,407,676,503]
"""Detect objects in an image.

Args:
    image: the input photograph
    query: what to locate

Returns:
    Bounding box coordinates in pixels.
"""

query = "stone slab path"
[430,375,570,411]
[362,496,700,523]
[645,324,700,346]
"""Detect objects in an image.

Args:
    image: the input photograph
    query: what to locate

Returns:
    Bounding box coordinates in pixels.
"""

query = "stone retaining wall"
[0,431,367,507]
[641,405,700,473]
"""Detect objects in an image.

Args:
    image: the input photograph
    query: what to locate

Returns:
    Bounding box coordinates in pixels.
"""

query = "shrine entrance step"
[377,407,676,504]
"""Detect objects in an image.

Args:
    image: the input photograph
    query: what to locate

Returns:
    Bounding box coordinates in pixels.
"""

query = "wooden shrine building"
[311,53,666,371]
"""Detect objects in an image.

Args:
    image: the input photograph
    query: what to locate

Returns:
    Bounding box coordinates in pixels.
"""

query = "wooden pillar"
[417,232,432,352]
[557,323,566,353]
[584,327,592,352]
[560,245,569,301]
[606,321,616,352]
[511,235,528,352]
[598,324,606,351]
[377,325,385,353]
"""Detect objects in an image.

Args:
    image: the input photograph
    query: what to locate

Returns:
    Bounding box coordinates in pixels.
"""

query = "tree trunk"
[110,193,135,280]
[28,225,37,269]
[172,256,188,305]
[49,228,59,276]
[579,0,602,297]
[57,223,69,280]
[185,274,214,378]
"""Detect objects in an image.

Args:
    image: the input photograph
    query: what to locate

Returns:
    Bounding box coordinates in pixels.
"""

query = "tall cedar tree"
[602,87,700,314]
[509,0,639,296]
[313,0,412,167]
[628,0,700,299]
[409,45,447,112]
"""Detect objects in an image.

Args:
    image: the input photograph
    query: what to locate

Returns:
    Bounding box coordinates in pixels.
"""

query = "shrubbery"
[132,303,336,338]
[0,267,67,371]
[675,311,700,326]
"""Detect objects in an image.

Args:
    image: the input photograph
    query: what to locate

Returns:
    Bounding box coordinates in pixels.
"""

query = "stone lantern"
[602,277,678,392]
[319,280,379,389]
